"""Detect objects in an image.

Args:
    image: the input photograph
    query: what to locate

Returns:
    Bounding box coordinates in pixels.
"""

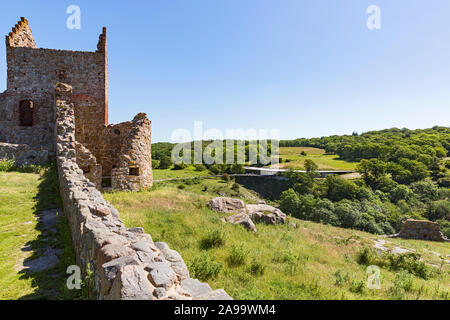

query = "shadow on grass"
[17,162,81,300]
[235,176,290,201]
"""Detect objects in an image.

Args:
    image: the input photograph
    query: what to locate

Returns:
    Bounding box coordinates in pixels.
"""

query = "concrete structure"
[244,166,356,178]
[0,17,152,191]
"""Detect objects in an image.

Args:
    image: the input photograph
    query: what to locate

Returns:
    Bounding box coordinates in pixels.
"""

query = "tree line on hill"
[278,127,450,237]
[151,140,277,172]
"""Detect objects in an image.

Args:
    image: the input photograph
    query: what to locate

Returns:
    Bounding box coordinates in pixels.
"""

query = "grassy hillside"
[153,166,211,181]
[105,179,450,300]
[273,147,358,171]
[0,167,78,300]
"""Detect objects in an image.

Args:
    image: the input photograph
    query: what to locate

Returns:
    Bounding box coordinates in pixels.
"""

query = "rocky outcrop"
[55,83,231,300]
[221,213,257,232]
[208,197,288,232]
[207,197,246,214]
[246,204,287,225]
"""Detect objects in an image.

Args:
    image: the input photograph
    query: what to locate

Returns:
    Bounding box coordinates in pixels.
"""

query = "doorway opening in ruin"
[19,100,34,126]
[102,176,112,188]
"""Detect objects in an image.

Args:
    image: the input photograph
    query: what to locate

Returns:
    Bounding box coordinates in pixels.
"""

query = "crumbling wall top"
[5,17,36,48]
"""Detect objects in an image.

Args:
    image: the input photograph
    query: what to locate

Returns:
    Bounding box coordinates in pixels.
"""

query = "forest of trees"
[278,127,450,237]
[152,140,276,171]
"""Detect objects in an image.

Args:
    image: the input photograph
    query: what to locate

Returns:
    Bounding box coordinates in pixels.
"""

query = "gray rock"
[153,287,167,299]
[223,213,257,232]
[137,251,155,264]
[108,265,154,300]
[194,289,233,300]
[100,256,141,295]
[128,227,145,234]
[145,261,177,289]
[21,247,60,273]
[207,197,246,214]
[246,204,287,225]
[39,209,60,229]
[132,240,153,253]
[155,242,190,280]
[181,278,213,298]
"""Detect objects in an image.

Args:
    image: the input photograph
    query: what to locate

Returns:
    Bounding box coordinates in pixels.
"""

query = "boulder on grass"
[206,197,246,214]
[246,204,287,225]
[222,213,257,232]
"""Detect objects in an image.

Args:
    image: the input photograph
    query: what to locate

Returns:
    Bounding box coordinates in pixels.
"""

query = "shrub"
[177,184,185,190]
[221,173,230,182]
[189,253,223,281]
[152,159,160,169]
[15,164,43,174]
[231,183,240,191]
[349,280,365,294]
[334,269,349,286]
[227,244,249,266]
[0,159,15,172]
[356,247,433,280]
[173,163,188,170]
[159,156,173,169]
[194,164,207,171]
[200,229,226,249]
[230,164,245,174]
[249,258,266,276]
[279,189,301,216]
[437,219,450,239]
[390,270,414,299]
[426,200,450,221]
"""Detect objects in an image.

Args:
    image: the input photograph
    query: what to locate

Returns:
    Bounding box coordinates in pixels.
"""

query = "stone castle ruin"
[0,17,230,299]
[0,17,152,191]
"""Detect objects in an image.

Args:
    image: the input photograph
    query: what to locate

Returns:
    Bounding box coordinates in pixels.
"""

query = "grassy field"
[0,167,78,300]
[273,147,358,171]
[153,166,211,181]
[105,179,450,300]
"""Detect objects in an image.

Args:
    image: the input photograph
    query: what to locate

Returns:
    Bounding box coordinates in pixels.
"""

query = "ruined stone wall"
[100,114,153,191]
[75,141,102,190]
[0,19,107,165]
[398,219,448,242]
[55,83,230,300]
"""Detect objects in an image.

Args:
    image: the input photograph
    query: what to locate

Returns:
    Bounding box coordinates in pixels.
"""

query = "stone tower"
[0,17,152,191]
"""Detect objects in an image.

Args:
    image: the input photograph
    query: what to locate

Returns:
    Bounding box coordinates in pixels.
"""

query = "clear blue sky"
[1,1,449,142]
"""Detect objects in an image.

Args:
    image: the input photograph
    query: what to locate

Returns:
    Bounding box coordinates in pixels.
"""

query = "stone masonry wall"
[398,219,448,242]
[55,83,230,300]
[0,18,107,165]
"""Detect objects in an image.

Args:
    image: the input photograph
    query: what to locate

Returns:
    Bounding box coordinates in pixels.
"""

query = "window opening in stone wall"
[19,100,34,126]
[56,69,67,81]
[82,166,91,174]
[129,167,140,176]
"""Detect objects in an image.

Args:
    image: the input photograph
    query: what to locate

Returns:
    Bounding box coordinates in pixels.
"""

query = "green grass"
[153,165,212,180]
[275,147,358,171]
[0,166,79,300]
[105,179,450,300]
